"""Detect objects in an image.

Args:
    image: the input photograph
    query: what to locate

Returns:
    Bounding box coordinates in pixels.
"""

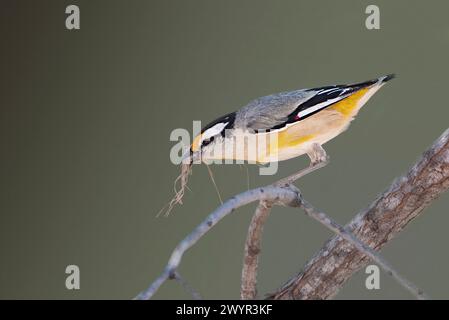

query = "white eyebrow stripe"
[201,122,228,142]
[297,96,346,118]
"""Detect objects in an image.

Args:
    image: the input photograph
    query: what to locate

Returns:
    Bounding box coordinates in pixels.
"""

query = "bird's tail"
[349,73,396,89]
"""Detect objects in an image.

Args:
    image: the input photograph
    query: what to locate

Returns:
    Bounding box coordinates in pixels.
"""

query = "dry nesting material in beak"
[157,152,196,217]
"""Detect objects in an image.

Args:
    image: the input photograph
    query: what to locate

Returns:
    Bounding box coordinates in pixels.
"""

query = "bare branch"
[270,128,449,300]
[139,129,449,300]
[136,185,300,300]
[241,201,273,299]
[296,197,429,299]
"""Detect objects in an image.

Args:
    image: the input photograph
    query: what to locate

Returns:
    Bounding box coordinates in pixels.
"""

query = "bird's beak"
[378,73,395,84]
[182,149,201,164]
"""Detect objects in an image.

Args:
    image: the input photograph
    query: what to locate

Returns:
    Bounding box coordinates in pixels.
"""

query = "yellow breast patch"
[329,87,369,117]
[275,132,314,150]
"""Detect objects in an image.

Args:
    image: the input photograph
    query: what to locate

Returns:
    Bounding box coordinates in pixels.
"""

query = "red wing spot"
[294,115,300,121]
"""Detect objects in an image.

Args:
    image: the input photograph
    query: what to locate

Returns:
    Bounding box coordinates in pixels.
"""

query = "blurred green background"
[1,0,449,299]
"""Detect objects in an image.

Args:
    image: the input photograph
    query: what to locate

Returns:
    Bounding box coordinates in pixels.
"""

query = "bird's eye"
[201,136,214,148]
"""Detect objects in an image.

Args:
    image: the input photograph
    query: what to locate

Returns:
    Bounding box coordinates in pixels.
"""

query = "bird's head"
[185,112,237,164]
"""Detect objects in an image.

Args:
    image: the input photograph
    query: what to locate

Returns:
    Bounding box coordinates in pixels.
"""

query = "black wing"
[266,78,380,131]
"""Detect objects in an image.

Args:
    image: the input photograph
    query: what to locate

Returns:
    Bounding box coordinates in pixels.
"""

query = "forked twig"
[136,185,299,300]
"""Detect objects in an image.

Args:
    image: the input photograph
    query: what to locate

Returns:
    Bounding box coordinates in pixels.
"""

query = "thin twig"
[275,161,328,187]
[241,201,273,299]
[297,197,429,300]
[172,271,202,300]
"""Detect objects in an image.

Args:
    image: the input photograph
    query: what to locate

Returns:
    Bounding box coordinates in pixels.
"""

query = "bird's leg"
[275,143,329,186]
[308,143,329,166]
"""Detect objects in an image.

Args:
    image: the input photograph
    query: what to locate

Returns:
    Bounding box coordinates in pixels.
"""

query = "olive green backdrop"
[1,0,448,299]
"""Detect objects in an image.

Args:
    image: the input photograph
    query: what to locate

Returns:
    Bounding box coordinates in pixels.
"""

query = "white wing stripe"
[297,96,345,118]
[319,88,340,95]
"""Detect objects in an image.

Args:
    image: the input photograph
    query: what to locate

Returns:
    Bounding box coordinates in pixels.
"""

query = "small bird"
[164,74,394,216]
[188,74,394,165]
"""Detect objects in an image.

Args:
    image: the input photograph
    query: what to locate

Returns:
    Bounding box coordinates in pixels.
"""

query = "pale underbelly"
[262,130,341,162]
